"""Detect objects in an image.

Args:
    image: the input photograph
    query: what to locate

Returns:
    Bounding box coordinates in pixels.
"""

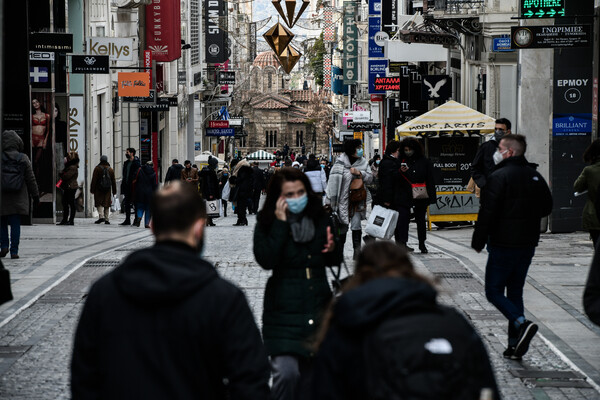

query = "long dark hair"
[257,167,325,229]
[400,137,424,157]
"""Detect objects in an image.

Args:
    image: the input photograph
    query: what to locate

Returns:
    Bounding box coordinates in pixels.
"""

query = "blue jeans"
[485,245,535,345]
[136,203,151,226]
[270,355,313,400]
[1,215,21,255]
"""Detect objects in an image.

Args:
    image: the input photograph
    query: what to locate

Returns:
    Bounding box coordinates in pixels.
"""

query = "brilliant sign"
[521,0,565,18]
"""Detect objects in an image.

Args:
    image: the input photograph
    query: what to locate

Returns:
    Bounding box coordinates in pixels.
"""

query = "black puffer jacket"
[377,155,412,208]
[584,244,600,326]
[400,154,437,205]
[471,155,553,251]
[471,139,498,189]
[200,167,220,200]
[71,241,270,400]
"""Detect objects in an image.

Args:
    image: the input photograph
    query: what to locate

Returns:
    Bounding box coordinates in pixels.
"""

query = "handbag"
[402,174,429,200]
[221,181,231,201]
[0,262,13,306]
[349,174,367,203]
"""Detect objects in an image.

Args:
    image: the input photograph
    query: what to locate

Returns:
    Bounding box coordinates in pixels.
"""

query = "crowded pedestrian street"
[0,210,599,399]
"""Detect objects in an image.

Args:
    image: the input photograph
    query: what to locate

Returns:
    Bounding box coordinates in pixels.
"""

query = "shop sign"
[146,0,181,62]
[521,0,565,18]
[492,37,513,52]
[511,25,592,49]
[118,72,150,97]
[122,90,156,103]
[206,128,235,136]
[29,51,54,61]
[88,37,133,61]
[369,60,388,94]
[209,120,229,128]
[29,32,73,52]
[218,71,236,85]
[368,17,384,58]
[343,2,358,84]
[348,122,380,130]
[205,0,227,63]
[374,76,400,91]
[139,97,170,111]
[71,55,109,74]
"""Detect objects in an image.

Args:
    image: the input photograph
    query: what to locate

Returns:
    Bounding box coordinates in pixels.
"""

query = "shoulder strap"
[401,173,412,185]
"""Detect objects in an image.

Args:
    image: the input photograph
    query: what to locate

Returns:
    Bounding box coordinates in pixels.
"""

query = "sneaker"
[514,320,538,358]
[94,218,105,224]
[502,346,522,361]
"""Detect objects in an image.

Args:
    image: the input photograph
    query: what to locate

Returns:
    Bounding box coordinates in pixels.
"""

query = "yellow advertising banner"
[353,132,363,140]
[118,72,150,97]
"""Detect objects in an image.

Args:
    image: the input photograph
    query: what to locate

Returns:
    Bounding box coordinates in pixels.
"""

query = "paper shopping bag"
[364,205,399,240]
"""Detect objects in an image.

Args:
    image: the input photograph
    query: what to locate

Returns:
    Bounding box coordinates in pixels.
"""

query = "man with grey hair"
[471,134,553,360]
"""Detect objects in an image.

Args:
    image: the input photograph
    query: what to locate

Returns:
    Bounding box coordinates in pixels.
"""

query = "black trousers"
[61,188,77,222]
[122,193,134,221]
[413,200,428,244]
[251,190,261,213]
[236,197,248,222]
[394,206,411,245]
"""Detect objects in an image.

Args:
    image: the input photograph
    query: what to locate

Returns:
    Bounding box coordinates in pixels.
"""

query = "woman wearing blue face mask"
[254,168,340,400]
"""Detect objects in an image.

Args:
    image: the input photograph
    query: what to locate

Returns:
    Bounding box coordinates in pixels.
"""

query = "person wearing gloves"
[254,168,339,400]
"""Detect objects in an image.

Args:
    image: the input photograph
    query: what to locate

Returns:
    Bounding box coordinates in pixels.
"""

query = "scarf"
[326,153,369,212]
[287,212,315,243]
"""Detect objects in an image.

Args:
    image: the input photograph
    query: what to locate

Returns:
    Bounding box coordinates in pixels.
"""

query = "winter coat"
[325,154,373,225]
[305,169,327,194]
[90,162,117,208]
[230,162,253,202]
[121,157,141,195]
[165,163,184,183]
[573,161,600,231]
[377,155,412,209]
[200,167,220,200]
[312,277,499,400]
[133,164,158,204]
[472,155,553,251]
[60,159,79,190]
[471,138,499,189]
[585,244,600,326]
[181,167,199,186]
[252,166,265,192]
[401,154,437,205]
[253,213,340,358]
[71,241,270,400]
[1,131,39,216]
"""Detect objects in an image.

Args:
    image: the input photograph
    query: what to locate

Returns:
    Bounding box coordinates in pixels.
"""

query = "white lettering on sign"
[542,26,583,34]
[557,79,589,87]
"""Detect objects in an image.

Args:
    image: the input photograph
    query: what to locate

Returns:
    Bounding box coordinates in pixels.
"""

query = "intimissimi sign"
[205,0,227,63]
[145,0,181,62]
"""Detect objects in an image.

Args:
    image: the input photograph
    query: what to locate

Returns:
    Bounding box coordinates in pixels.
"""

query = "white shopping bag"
[111,195,121,212]
[206,199,221,218]
[221,181,230,201]
[364,205,399,240]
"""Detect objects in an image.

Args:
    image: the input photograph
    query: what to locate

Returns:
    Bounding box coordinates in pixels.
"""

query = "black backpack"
[99,167,112,191]
[363,304,484,400]
[1,152,25,193]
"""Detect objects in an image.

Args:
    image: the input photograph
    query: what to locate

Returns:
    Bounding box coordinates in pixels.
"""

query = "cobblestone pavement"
[0,211,599,399]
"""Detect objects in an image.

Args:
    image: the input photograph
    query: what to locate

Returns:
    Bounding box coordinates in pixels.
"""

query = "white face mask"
[493,149,508,165]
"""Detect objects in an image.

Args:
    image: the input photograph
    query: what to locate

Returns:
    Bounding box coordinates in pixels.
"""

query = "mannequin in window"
[31,98,51,192]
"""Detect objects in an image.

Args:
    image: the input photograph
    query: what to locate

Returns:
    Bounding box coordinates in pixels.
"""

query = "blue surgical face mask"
[320,164,325,168]
[376,160,380,165]
[286,193,308,214]
[356,148,364,158]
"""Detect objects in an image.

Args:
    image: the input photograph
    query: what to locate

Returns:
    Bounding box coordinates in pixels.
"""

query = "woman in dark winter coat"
[254,168,340,400]
[200,156,220,226]
[399,137,436,253]
[133,161,158,228]
[230,160,253,226]
[57,151,79,225]
[312,241,499,400]
[90,156,117,224]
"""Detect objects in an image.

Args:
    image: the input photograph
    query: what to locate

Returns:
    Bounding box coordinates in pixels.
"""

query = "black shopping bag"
[0,261,13,306]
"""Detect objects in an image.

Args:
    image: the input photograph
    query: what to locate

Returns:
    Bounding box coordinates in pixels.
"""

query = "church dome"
[253,51,280,69]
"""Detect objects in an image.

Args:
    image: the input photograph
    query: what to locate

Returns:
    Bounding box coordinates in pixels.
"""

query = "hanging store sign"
[205,0,228,63]
[217,71,236,85]
[209,120,229,128]
[368,17,384,58]
[343,2,358,84]
[381,0,397,35]
[511,25,592,49]
[421,75,451,101]
[29,51,54,61]
[122,90,156,103]
[139,97,170,111]
[374,76,400,91]
[145,0,181,62]
[399,30,459,46]
[369,59,388,94]
[348,122,380,130]
[118,72,150,97]
[71,55,109,74]
[520,0,565,18]
[369,0,381,15]
[88,37,134,61]
[206,128,235,136]
[29,32,73,52]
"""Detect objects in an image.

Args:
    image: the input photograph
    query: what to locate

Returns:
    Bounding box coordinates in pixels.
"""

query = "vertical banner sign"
[68,96,86,195]
[369,60,388,94]
[146,0,181,62]
[205,0,227,63]
[343,2,358,84]
[324,7,335,42]
[369,0,381,15]
[332,66,350,95]
[323,53,332,90]
[368,17,384,58]
[144,50,152,88]
[381,0,397,36]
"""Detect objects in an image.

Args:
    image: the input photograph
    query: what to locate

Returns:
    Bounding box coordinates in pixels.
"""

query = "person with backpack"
[1,131,39,259]
[90,155,117,224]
[312,241,499,400]
[132,161,158,228]
[57,151,80,226]
[325,139,373,259]
[254,168,339,400]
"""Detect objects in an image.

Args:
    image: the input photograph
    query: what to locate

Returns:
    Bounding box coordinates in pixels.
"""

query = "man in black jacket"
[164,158,184,183]
[71,181,270,399]
[470,118,511,189]
[472,134,552,361]
[120,147,141,225]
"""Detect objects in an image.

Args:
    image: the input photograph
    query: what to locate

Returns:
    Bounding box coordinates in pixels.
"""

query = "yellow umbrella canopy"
[395,101,496,137]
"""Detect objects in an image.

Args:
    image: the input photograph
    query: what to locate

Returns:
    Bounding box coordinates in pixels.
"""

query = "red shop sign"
[209,120,229,128]
[146,0,181,62]
[371,94,384,102]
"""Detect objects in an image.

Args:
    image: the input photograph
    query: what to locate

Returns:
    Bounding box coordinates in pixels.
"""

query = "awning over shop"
[246,150,276,160]
[395,101,496,137]
[194,151,226,166]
